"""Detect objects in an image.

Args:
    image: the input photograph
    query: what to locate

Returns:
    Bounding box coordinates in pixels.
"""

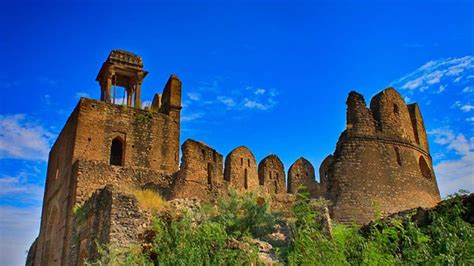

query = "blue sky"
[0,1,473,264]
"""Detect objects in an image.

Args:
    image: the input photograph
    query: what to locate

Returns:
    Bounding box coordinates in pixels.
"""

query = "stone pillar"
[134,83,141,109]
[127,88,133,106]
[105,76,112,103]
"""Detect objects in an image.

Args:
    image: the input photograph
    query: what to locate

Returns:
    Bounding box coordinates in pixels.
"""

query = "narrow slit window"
[395,147,402,166]
[244,168,248,189]
[207,163,212,186]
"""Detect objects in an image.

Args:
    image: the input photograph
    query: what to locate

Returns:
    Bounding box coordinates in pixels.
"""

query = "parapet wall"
[172,140,322,200]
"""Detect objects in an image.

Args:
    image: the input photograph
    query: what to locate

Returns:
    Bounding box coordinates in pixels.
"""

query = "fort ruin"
[27,50,441,265]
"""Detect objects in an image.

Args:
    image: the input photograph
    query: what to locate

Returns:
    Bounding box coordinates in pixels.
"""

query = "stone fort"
[27,50,441,265]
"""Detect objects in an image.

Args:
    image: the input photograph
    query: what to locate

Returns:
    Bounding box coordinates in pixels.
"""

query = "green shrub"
[89,187,473,265]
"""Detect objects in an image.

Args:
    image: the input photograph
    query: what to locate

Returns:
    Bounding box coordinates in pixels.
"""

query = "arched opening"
[110,137,124,166]
[419,156,432,179]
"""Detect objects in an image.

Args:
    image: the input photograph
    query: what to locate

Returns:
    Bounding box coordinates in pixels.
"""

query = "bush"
[90,188,473,265]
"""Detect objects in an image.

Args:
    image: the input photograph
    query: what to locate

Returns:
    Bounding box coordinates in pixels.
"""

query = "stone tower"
[31,50,182,265]
[323,88,441,224]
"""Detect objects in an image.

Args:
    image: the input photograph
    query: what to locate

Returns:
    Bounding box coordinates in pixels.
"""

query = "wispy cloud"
[0,114,55,161]
[182,77,280,124]
[75,91,90,99]
[462,86,473,93]
[0,206,41,265]
[37,76,58,87]
[181,112,204,122]
[392,56,473,92]
[460,104,474,112]
[429,128,474,196]
[254,88,265,95]
[187,92,201,101]
[243,99,269,110]
[217,96,236,108]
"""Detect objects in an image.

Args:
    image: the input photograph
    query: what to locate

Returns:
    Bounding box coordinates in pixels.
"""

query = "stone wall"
[33,104,80,266]
[224,146,259,192]
[258,154,286,195]
[73,160,173,205]
[73,97,180,173]
[324,87,441,225]
[171,139,225,200]
[287,157,319,196]
[70,186,150,265]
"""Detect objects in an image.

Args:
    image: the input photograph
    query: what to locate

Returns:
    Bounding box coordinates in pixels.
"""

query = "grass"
[129,188,168,213]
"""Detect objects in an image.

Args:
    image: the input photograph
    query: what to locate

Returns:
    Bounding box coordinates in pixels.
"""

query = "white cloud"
[462,86,473,93]
[187,92,201,101]
[436,85,446,93]
[254,88,265,95]
[37,76,57,86]
[75,92,90,99]
[392,56,473,92]
[181,112,204,122]
[466,117,474,122]
[0,173,43,199]
[0,206,42,266]
[429,128,474,197]
[403,96,411,103]
[0,114,55,161]
[243,99,269,110]
[460,104,474,112]
[217,96,236,107]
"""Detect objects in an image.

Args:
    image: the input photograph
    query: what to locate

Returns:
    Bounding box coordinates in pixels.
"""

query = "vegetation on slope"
[89,189,473,265]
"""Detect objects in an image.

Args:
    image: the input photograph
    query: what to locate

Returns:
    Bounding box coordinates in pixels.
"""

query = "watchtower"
[96,50,148,108]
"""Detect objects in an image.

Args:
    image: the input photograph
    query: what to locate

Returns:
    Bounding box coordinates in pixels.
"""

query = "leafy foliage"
[90,188,473,265]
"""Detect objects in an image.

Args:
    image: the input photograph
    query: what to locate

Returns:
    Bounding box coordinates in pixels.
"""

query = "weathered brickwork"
[70,186,151,265]
[287,157,319,196]
[258,155,286,195]
[171,139,225,200]
[29,51,442,265]
[324,88,441,224]
[224,146,259,192]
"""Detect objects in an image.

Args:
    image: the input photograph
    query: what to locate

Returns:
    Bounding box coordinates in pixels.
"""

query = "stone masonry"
[28,50,441,265]
[324,88,441,224]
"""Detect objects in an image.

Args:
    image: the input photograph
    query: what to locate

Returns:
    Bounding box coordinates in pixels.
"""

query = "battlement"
[344,87,428,153]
